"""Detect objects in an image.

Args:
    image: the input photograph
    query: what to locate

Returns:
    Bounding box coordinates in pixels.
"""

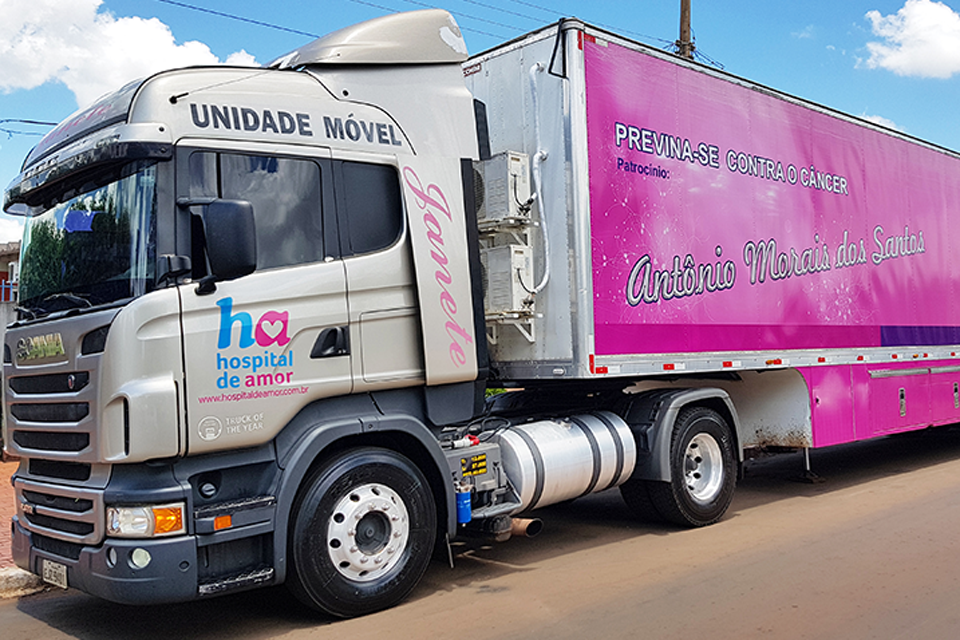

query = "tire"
[619,476,665,523]
[287,447,437,618]
[631,406,736,527]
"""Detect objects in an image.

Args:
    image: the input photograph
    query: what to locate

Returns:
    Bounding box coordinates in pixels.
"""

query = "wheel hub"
[683,433,724,505]
[327,483,410,582]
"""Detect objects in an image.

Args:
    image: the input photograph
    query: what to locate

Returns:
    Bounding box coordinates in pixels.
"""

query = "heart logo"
[255,311,291,347]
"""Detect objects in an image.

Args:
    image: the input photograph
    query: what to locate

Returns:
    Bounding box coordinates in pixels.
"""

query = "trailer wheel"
[644,406,736,527]
[287,447,437,618]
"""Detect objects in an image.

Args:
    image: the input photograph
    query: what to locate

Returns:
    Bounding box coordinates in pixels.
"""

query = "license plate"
[41,559,68,589]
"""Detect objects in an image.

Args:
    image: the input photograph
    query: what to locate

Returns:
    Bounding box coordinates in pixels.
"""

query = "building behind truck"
[4,8,960,618]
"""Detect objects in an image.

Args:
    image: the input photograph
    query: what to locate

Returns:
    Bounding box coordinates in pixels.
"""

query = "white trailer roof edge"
[472,17,960,162]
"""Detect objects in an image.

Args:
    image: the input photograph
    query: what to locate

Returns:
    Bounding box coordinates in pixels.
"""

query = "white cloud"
[0,215,24,245]
[0,0,257,108]
[859,113,903,131]
[864,0,960,78]
[792,25,816,39]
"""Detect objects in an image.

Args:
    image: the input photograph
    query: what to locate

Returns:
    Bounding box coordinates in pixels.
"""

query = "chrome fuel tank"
[498,411,636,512]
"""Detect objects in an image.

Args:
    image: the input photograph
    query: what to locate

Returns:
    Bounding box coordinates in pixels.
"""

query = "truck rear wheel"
[622,406,736,527]
[287,447,437,618]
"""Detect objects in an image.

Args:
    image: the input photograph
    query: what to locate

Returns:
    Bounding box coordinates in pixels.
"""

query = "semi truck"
[5,8,960,618]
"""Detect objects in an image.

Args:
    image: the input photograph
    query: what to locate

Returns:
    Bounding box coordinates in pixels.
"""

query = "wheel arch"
[620,387,743,483]
[271,395,454,585]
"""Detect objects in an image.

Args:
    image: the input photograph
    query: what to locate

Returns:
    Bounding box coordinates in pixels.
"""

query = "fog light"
[130,548,152,569]
[106,547,118,568]
[106,503,186,538]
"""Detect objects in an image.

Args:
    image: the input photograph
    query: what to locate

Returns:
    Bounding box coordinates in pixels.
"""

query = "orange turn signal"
[152,506,184,535]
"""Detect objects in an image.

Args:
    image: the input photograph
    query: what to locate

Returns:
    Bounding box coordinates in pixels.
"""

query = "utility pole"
[676,0,695,60]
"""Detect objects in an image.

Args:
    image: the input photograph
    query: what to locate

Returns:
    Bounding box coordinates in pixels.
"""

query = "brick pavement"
[1,459,17,569]
[0,458,46,597]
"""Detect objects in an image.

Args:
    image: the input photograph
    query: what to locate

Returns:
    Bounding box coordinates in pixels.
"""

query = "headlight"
[106,503,186,538]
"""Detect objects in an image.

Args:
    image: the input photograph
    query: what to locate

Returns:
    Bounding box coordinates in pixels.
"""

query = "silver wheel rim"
[327,483,410,582]
[683,433,724,504]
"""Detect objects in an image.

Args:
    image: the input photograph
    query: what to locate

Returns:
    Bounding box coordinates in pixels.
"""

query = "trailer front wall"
[584,37,960,357]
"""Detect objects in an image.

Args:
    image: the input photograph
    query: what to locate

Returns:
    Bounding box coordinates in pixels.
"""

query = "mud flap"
[619,387,742,482]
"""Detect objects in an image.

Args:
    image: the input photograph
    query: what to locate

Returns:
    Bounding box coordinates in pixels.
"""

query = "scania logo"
[16,333,66,363]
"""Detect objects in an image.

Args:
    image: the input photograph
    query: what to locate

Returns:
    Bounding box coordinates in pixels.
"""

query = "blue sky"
[2,0,960,242]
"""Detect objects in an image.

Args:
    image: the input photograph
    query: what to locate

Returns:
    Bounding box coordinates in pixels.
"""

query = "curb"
[0,566,45,599]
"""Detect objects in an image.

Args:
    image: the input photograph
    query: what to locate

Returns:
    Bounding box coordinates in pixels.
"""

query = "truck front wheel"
[287,447,437,617]
[622,406,736,527]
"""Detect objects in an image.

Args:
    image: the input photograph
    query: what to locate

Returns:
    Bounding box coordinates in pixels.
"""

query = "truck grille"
[13,430,90,452]
[9,372,90,394]
[28,459,93,482]
[10,402,89,423]
[15,479,105,546]
[33,533,84,561]
[23,512,96,536]
[5,308,120,548]
[21,489,93,512]
[6,367,97,460]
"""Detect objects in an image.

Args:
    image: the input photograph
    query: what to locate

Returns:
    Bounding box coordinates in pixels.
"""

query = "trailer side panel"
[585,37,960,357]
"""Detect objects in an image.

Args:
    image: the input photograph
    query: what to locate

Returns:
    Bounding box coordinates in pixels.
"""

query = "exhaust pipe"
[463,515,543,542]
[510,517,543,538]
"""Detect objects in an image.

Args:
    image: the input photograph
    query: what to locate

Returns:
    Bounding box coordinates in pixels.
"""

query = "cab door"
[177,145,352,454]
[333,157,424,391]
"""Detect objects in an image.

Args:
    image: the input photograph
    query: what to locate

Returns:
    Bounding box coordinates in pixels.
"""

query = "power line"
[503,0,556,15]
[347,0,510,39]
[0,119,57,139]
[153,0,319,39]
[504,0,673,46]
[473,0,671,46]
[395,0,518,32]
[152,0,684,59]
[463,0,541,23]
[693,47,725,69]
[501,0,720,67]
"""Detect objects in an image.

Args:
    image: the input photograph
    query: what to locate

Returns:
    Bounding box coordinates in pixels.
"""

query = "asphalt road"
[4,427,960,639]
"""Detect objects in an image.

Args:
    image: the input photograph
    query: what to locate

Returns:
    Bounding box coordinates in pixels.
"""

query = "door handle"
[311,326,350,358]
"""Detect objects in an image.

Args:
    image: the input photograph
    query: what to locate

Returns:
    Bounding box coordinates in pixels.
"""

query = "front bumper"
[13,515,199,604]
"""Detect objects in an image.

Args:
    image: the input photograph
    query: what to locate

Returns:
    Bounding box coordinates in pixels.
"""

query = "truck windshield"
[18,160,158,316]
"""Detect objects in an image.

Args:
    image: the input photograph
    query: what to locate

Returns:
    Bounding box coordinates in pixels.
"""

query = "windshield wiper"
[15,305,39,320]
[42,292,93,309]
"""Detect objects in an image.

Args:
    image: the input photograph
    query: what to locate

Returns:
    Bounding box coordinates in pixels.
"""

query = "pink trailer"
[467,20,960,497]
[583,31,960,448]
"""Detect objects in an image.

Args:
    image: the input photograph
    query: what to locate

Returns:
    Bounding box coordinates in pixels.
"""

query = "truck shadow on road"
[13,426,960,638]
[437,424,960,567]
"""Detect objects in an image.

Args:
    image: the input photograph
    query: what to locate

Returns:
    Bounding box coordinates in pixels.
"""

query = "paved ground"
[2,429,960,638]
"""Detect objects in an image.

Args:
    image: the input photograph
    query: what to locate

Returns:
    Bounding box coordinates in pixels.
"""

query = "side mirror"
[158,254,192,285]
[203,199,257,282]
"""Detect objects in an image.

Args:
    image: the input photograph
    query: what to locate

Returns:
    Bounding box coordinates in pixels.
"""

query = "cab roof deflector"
[268,9,468,68]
